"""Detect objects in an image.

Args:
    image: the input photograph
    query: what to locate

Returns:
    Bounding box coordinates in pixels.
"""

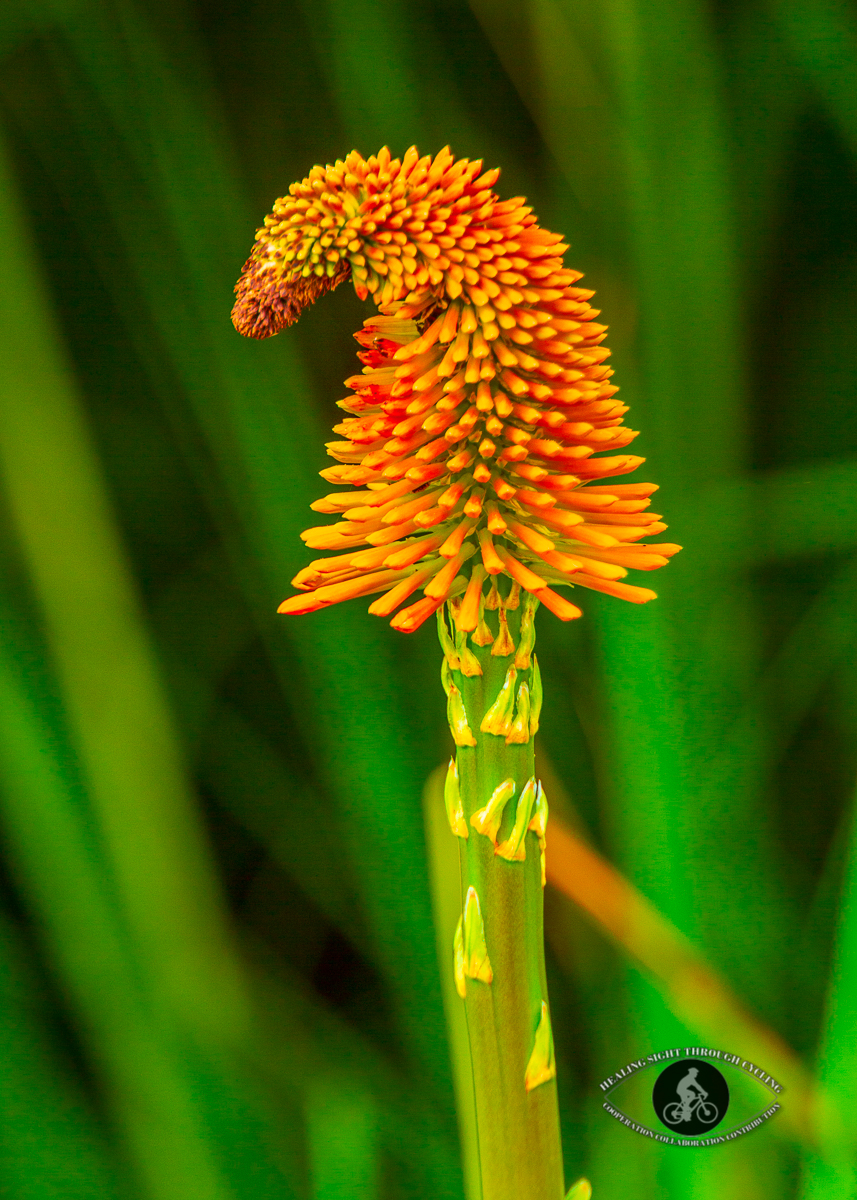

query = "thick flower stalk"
[233,146,678,1200]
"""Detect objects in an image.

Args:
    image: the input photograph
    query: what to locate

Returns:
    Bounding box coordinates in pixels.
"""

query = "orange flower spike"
[232,146,680,627]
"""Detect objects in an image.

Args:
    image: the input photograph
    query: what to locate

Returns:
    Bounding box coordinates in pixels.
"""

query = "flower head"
[233,146,680,632]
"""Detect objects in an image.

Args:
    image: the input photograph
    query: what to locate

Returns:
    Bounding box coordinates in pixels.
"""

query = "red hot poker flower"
[232,146,680,632]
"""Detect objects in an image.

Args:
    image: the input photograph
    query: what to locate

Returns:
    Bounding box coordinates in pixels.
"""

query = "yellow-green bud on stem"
[444,757,469,839]
[438,583,565,1200]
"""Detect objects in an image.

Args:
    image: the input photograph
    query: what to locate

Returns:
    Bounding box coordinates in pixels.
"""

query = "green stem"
[439,583,564,1200]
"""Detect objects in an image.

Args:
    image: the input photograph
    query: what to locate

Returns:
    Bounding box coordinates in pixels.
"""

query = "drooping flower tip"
[232,257,349,339]
[234,146,680,629]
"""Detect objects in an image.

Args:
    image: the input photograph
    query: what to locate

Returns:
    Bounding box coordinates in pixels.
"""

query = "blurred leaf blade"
[799,779,857,1195]
[0,914,129,1200]
[0,98,247,1037]
[772,0,857,161]
[0,115,293,1200]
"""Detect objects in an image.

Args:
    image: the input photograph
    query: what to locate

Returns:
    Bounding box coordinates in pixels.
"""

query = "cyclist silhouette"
[676,1069,706,1118]
[662,1067,719,1126]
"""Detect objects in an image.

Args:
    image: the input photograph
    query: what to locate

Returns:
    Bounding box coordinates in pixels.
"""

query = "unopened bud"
[480,665,518,738]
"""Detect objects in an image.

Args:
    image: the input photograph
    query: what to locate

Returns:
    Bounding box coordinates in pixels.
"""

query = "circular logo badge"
[652,1058,729,1136]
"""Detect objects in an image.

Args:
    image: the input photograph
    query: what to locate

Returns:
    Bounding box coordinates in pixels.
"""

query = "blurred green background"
[1,0,856,1196]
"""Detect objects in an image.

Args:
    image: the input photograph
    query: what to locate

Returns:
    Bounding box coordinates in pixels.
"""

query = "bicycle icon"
[663,1095,720,1126]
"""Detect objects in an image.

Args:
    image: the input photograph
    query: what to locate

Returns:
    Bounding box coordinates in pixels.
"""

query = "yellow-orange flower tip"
[233,147,681,628]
